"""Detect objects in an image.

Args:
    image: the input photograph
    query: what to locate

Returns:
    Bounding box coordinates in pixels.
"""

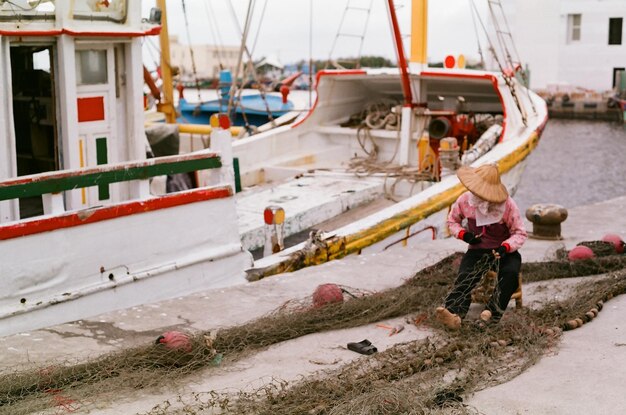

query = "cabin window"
[567,14,581,43]
[609,18,623,45]
[76,50,108,85]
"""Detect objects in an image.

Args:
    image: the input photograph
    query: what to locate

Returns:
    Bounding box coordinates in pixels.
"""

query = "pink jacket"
[447,192,528,252]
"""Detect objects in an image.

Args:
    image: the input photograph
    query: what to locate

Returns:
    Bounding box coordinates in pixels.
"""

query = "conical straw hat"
[457,164,508,203]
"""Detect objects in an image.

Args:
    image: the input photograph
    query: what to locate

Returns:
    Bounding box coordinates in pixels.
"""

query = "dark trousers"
[444,249,521,321]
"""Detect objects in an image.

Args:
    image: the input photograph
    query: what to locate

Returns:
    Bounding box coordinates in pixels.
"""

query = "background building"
[492,0,624,92]
[169,36,241,81]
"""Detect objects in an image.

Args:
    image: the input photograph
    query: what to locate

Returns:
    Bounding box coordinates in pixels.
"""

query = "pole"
[386,0,413,107]
[409,0,428,70]
[386,0,414,165]
[156,0,176,123]
[309,0,313,108]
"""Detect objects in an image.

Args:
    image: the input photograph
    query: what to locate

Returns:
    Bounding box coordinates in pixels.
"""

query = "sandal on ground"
[347,339,377,355]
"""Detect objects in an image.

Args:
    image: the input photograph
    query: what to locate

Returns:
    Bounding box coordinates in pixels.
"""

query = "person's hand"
[462,231,482,245]
[493,245,508,259]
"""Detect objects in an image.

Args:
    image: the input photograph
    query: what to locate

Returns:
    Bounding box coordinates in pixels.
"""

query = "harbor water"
[515,119,626,213]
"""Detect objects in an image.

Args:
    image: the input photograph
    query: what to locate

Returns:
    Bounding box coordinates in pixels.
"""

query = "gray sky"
[142,0,489,66]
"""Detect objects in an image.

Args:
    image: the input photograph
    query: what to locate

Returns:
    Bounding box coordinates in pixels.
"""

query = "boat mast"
[386,0,415,166]
[409,0,428,72]
[156,0,177,123]
[386,0,413,107]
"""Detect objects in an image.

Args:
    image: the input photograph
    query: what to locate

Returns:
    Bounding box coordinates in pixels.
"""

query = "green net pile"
[1,248,625,415]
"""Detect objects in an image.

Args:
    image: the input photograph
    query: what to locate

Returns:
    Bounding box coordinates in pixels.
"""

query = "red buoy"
[156,331,193,353]
[567,245,595,261]
[602,233,625,254]
[312,283,344,308]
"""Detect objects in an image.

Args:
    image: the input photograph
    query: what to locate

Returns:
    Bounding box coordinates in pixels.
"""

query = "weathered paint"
[0,151,221,201]
[0,186,232,241]
[0,193,250,336]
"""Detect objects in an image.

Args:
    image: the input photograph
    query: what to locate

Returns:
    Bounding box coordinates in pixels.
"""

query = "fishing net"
[269,284,374,315]
[1,245,625,415]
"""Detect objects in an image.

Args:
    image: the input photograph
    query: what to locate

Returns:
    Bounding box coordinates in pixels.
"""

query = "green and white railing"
[0,150,223,219]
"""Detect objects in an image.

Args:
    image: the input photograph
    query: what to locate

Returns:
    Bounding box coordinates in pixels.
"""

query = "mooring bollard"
[525,203,568,240]
[263,206,285,257]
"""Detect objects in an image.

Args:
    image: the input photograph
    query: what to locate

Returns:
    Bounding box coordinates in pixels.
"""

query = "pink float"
[568,245,595,261]
[312,283,344,307]
[602,233,625,254]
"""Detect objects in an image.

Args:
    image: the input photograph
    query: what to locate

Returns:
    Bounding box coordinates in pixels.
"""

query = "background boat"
[177,69,296,126]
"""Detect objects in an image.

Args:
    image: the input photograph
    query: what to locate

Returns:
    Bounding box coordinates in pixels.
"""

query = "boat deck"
[237,172,386,251]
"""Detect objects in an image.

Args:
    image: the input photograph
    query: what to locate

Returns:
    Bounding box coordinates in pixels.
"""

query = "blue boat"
[178,70,295,127]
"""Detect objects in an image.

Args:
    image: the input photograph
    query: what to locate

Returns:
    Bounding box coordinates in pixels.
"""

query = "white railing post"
[42,193,65,215]
[209,114,235,191]
[399,106,413,165]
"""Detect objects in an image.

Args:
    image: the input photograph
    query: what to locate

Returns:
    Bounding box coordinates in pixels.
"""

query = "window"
[567,14,581,43]
[609,18,623,45]
[76,50,108,85]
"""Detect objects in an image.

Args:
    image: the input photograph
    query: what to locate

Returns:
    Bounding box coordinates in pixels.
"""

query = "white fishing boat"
[0,0,252,336]
[228,0,548,279]
[0,0,547,336]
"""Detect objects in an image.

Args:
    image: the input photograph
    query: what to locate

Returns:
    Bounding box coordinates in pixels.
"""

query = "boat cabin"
[0,0,156,222]
[0,1,252,337]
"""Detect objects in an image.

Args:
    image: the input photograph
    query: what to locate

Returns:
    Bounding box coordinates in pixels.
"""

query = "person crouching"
[436,164,527,329]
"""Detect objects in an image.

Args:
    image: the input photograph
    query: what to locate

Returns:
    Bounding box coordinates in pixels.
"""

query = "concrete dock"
[1,196,625,414]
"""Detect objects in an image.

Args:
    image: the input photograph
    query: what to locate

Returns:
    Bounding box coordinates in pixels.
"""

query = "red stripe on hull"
[0,186,232,241]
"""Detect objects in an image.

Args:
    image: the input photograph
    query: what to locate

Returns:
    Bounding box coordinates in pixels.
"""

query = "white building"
[169,36,241,81]
[492,0,625,92]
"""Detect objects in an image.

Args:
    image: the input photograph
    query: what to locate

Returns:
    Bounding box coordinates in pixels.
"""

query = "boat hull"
[0,188,252,336]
